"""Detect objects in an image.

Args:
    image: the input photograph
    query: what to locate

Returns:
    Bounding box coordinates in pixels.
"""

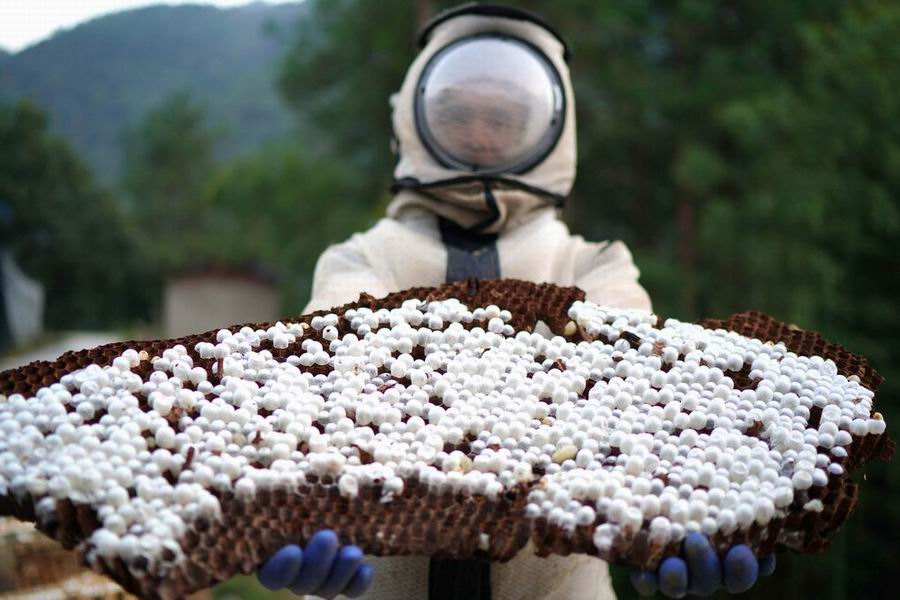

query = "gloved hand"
[257,530,373,598]
[630,533,776,598]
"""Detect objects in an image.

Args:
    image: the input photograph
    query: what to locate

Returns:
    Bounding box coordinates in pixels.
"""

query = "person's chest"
[371,214,577,291]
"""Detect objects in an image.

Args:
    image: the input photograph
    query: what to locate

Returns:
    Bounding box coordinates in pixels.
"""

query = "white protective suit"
[303,7,651,600]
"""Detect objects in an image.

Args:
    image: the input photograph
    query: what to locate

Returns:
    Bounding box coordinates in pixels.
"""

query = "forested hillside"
[0,2,306,181]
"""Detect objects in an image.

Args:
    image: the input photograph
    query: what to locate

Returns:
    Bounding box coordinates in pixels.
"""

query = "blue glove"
[630,533,776,598]
[257,530,373,598]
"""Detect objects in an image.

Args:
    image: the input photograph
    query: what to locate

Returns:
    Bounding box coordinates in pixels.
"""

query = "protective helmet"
[389,4,576,232]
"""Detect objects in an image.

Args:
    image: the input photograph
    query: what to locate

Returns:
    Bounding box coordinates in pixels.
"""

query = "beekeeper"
[257,4,773,599]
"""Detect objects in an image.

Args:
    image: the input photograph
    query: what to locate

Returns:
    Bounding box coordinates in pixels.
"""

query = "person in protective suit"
[256,5,775,599]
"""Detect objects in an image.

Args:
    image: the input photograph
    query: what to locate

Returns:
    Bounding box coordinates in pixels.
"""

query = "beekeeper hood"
[388,3,576,233]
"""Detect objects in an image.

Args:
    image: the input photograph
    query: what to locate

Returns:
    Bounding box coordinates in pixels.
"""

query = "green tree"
[121,92,217,267]
[202,142,372,312]
[278,0,425,202]
[0,101,155,330]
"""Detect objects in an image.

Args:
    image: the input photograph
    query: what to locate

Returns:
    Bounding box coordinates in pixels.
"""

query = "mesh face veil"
[414,34,565,175]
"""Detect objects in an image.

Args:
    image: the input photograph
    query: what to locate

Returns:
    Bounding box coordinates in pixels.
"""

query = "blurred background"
[0,0,897,598]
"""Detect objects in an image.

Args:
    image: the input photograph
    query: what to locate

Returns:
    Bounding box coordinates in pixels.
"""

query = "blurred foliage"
[122,92,218,268]
[211,573,295,600]
[119,90,373,311]
[202,141,372,311]
[1,0,898,597]
[0,101,156,330]
[0,3,304,183]
[278,0,419,197]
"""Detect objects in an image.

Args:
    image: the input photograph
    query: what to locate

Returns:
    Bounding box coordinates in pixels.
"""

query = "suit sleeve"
[303,236,394,314]
[573,240,653,311]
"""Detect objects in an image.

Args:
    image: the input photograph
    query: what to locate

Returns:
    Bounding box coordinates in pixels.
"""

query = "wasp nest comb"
[0,280,893,599]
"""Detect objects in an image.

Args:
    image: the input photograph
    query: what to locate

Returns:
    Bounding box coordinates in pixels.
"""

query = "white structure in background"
[2,252,44,346]
[163,270,280,338]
